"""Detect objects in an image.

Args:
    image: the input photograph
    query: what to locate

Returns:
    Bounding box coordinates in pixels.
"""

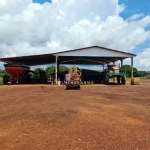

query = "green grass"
[138,76,147,79]
[0,77,3,84]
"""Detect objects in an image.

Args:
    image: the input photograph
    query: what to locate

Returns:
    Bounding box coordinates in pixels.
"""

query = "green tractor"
[102,65,126,85]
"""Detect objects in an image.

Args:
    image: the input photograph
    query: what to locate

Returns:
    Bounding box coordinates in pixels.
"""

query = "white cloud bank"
[0,0,150,70]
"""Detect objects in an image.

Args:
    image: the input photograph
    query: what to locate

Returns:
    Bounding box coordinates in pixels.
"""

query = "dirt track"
[0,80,150,150]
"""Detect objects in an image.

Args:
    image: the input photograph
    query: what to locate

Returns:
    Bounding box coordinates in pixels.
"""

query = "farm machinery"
[102,65,126,85]
[3,63,47,84]
[64,66,82,89]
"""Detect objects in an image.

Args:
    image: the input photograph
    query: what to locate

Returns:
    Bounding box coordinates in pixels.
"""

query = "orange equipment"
[4,63,29,83]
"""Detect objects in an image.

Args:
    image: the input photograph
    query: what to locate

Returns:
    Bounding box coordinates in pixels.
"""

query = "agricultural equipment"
[131,78,140,85]
[3,63,30,84]
[64,66,82,89]
[3,63,47,84]
[102,65,126,85]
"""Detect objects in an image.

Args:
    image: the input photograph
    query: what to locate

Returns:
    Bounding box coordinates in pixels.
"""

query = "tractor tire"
[18,75,25,84]
[65,85,70,90]
[117,76,120,84]
[77,85,80,89]
[3,75,9,85]
[121,76,126,85]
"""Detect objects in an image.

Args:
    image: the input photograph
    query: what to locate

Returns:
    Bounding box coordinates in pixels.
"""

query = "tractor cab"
[108,65,120,74]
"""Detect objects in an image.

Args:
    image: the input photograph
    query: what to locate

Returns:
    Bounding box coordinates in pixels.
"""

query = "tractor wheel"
[3,75,9,85]
[18,75,25,84]
[121,76,126,85]
[65,85,70,90]
[77,85,80,89]
[117,77,120,84]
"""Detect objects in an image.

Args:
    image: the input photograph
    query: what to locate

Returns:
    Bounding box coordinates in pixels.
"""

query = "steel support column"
[57,57,60,83]
[113,62,115,83]
[55,56,58,84]
[131,57,133,78]
[121,59,123,67]
[103,65,104,71]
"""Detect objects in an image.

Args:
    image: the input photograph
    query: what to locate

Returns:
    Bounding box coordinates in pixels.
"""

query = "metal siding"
[146,73,150,79]
[0,46,136,66]
[54,47,135,57]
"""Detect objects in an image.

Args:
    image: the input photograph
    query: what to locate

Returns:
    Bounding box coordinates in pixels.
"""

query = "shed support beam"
[131,57,133,78]
[57,58,60,83]
[103,65,104,71]
[121,59,123,67]
[55,56,59,84]
[113,62,115,83]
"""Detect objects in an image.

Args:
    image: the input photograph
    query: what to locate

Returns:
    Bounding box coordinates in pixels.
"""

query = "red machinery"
[64,66,82,90]
[4,63,30,84]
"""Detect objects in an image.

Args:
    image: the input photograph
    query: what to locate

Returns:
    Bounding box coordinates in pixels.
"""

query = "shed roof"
[0,46,136,66]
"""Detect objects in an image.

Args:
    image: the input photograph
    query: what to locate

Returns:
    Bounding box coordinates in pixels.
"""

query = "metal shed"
[0,46,136,84]
[146,72,150,79]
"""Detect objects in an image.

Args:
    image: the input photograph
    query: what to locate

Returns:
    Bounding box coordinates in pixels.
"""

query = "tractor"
[64,66,82,90]
[102,65,126,85]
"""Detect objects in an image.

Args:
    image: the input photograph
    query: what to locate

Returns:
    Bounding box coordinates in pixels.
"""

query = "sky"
[0,0,150,71]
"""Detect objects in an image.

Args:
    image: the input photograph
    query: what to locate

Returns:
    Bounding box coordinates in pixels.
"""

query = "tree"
[138,71,146,78]
[45,65,69,78]
[45,66,55,78]
[59,66,69,74]
[34,68,45,78]
[0,69,7,78]
[121,65,138,77]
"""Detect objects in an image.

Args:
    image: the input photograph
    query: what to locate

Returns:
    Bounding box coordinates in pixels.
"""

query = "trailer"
[3,63,30,84]
[3,63,47,84]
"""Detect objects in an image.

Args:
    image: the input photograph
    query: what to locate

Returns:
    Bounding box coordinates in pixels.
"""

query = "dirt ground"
[0,80,150,150]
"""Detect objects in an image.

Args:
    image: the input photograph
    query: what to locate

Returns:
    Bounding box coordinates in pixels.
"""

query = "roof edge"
[52,45,136,57]
[0,45,136,60]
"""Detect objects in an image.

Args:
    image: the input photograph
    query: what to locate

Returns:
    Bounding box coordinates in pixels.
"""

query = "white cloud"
[78,19,91,26]
[134,48,150,71]
[126,13,144,21]
[0,0,6,5]
[0,0,150,70]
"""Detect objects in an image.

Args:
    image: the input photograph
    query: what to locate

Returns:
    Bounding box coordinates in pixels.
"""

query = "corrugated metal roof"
[53,46,136,56]
[0,46,136,66]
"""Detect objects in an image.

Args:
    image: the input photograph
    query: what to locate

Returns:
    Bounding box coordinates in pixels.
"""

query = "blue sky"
[31,0,150,70]
[119,0,150,19]
[33,0,150,18]
[32,0,150,55]
[119,0,150,54]
[33,0,51,4]
[0,0,150,71]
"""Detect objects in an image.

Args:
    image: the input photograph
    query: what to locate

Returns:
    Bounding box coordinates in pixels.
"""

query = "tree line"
[120,65,147,78]
[0,65,148,79]
[32,65,148,78]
